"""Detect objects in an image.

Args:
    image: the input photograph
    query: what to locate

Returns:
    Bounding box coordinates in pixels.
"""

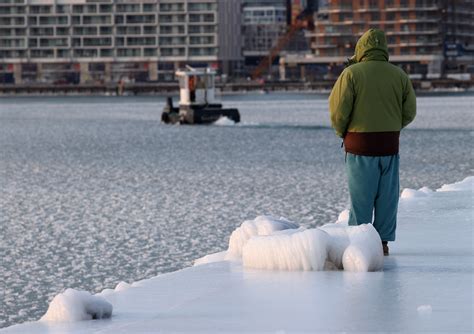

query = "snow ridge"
[196,215,384,272]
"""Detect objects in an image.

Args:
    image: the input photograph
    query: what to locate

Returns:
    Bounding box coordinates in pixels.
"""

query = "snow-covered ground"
[3,177,472,333]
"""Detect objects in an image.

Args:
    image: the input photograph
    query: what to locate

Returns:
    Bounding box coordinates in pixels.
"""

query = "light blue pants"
[346,153,399,242]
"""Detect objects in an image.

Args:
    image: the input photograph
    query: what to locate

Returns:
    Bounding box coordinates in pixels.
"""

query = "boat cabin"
[176,66,216,106]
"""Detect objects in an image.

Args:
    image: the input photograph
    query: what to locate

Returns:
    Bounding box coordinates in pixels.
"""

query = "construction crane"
[251,0,318,81]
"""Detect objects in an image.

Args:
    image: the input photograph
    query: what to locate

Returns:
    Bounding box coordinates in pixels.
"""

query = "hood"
[354,29,389,62]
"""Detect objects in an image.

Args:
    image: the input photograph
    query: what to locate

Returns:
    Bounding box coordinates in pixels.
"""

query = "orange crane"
[251,1,317,81]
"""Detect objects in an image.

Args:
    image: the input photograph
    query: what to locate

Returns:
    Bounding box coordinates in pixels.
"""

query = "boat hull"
[162,104,240,125]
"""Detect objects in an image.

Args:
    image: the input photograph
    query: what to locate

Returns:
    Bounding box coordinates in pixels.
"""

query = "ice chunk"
[242,228,329,271]
[437,176,473,192]
[115,281,131,292]
[335,209,350,225]
[401,186,434,199]
[341,224,384,272]
[401,188,427,199]
[319,224,351,269]
[228,216,299,257]
[40,289,113,322]
[321,223,383,272]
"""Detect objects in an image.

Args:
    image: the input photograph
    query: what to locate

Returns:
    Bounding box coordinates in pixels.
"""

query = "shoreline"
[0,80,473,98]
[2,177,473,333]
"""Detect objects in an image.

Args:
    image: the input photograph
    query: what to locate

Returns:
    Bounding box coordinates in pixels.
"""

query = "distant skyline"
[0,0,472,85]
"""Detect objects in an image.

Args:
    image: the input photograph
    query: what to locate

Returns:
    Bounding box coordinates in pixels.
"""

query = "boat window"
[179,76,187,89]
[196,76,206,89]
[206,75,214,89]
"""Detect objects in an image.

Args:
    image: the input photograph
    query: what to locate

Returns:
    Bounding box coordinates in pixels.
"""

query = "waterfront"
[0,92,473,327]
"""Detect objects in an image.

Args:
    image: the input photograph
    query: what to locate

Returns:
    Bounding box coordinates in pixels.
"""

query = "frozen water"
[242,228,330,271]
[0,93,473,327]
[3,176,472,333]
[228,215,299,257]
[401,187,433,199]
[321,223,384,272]
[199,216,383,272]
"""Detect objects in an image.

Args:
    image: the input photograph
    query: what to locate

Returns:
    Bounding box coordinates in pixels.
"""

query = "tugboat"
[161,66,240,124]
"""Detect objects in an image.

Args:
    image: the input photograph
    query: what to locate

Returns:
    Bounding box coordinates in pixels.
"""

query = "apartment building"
[0,0,242,84]
[242,3,287,57]
[282,0,473,80]
[243,0,314,77]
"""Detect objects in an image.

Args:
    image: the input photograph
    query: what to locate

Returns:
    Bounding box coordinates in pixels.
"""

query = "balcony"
[126,14,156,25]
[126,37,157,46]
[0,37,26,49]
[83,37,112,47]
[159,4,185,13]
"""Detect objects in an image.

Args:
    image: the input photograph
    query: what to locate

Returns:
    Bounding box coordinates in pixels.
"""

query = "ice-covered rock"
[196,214,383,272]
[242,228,329,271]
[340,224,384,272]
[40,289,112,322]
[228,215,299,257]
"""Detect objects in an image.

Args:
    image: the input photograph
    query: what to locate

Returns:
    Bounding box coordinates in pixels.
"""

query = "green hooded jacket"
[329,29,416,138]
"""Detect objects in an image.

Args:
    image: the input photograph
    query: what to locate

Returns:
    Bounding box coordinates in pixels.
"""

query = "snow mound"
[338,224,383,272]
[437,176,473,192]
[196,214,383,272]
[242,223,383,272]
[213,116,235,126]
[242,228,329,271]
[401,186,433,199]
[228,215,299,257]
[40,289,112,322]
[335,209,350,224]
[114,281,131,292]
[194,251,228,266]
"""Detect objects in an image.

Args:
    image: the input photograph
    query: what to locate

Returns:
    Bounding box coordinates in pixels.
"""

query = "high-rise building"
[242,0,287,76]
[242,0,313,77]
[281,0,473,80]
[0,0,242,84]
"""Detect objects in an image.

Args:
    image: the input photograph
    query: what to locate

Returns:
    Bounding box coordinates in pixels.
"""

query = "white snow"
[437,176,473,192]
[401,186,434,199]
[39,289,112,322]
[2,176,473,333]
[114,282,131,292]
[227,215,299,257]
[320,223,384,272]
[199,214,383,272]
[242,228,329,271]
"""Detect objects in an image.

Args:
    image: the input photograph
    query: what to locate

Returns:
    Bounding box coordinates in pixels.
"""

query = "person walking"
[329,28,416,255]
